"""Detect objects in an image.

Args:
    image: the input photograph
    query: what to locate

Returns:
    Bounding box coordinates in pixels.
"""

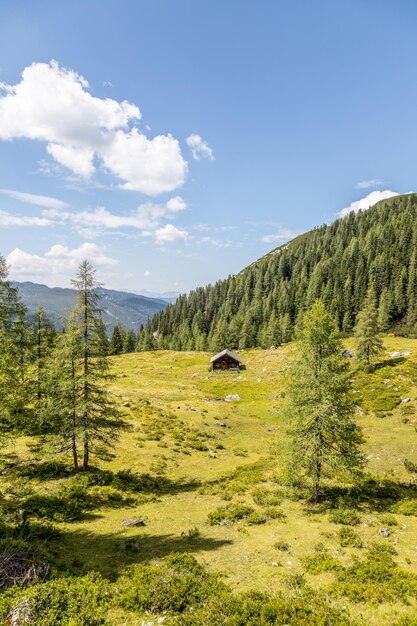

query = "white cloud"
[200,236,233,248]
[0,61,187,195]
[354,178,385,190]
[338,190,399,217]
[154,224,189,243]
[0,210,52,227]
[186,133,214,160]
[143,270,151,277]
[43,195,188,236]
[261,228,298,244]
[0,188,70,209]
[166,196,187,212]
[7,243,118,286]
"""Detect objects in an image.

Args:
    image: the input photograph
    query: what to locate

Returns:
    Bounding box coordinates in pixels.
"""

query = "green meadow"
[4,336,417,624]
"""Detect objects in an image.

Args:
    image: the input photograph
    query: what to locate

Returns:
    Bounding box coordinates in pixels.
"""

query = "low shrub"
[331,543,417,604]
[208,504,255,525]
[116,553,223,614]
[338,527,363,548]
[329,509,360,526]
[274,539,290,551]
[0,572,111,625]
[264,507,286,520]
[246,511,267,525]
[302,545,342,574]
[392,498,417,516]
[252,488,281,507]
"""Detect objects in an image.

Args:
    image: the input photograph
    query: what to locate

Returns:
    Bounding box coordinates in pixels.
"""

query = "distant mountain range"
[132,289,179,304]
[13,281,169,332]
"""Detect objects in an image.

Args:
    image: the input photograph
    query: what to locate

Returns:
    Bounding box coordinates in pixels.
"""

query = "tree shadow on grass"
[303,477,417,515]
[372,356,407,371]
[54,528,233,579]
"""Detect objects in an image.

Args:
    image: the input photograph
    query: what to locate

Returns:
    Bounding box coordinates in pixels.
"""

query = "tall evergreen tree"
[354,288,384,370]
[70,260,119,470]
[110,322,123,355]
[285,301,364,501]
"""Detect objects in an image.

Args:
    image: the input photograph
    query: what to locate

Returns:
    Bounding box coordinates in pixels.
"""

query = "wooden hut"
[210,349,242,371]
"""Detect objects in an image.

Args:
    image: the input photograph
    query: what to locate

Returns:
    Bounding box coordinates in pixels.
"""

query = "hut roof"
[210,349,242,364]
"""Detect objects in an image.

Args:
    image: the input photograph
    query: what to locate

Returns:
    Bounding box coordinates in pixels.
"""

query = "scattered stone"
[379,528,390,537]
[390,351,411,358]
[208,451,217,459]
[216,421,227,427]
[342,349,354,358]
[354,405,364,415]
[225,394,241,402]
[120,373,127,378]
[122,518,146,527]
[271,561,279,567]
[394,538,400,544]
[274,392,286,399]
[402,398,412,403]
[141,400,150,405]
[257,378,262,383]
[219,519,233,526]
[122,402,130,407]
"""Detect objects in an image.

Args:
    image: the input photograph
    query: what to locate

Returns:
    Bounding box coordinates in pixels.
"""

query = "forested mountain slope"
[142,193,417,350]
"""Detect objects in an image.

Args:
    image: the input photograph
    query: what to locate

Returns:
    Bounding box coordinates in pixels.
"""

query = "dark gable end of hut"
[210,349,242,371]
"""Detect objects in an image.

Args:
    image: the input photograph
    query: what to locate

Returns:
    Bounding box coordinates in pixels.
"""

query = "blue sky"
[0,0,416,293]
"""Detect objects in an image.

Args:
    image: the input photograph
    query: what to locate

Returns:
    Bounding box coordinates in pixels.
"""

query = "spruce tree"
[110,322,123,355]
[71,260,119,470]
[285,301,364,501]
[354,288,384,370]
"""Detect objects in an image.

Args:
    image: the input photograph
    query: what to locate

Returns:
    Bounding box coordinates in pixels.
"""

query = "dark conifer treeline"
[140,194,417,351]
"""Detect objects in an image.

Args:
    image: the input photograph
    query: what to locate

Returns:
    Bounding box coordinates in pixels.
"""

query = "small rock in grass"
[122,518,146,527]
[122,402,130,407]
[216,421,227,427]
[208,451,217,458]
[219,519,233,526]
[120,373,127,378]
[379,528,390,537]
[402,398,412,403]
[225,394,241,402]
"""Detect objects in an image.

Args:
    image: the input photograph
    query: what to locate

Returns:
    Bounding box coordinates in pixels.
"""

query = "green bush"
[332,543,417,604]
[246,511,267,525]
[274,539,290,551]
[208,503,255,525]
[175,588,352,625]
[0,572,111,625]
[252,487,281,507]
[264,507,286,520]
[117,553,223,614]
[392,498,417,516]
[329,509,360,526]
[338,527,363,548]
[302,547,342,574]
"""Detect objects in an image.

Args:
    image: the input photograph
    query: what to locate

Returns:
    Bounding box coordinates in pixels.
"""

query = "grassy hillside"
[3,338,417,623]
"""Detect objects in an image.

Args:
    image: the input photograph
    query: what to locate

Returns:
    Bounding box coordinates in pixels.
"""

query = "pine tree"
[123,329,136,353]
[70,260,119,470]
[41,316,82,469]
[94,318,110,356]
[31,307,56,403]
[110,322,123,355]
[354,288,384,370]
[285,301,365,501]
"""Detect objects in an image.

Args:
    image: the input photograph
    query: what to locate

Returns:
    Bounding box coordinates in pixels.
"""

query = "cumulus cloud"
[0,188,70,209]
[338,190,399,217]
[154,224,189,243]
[186,134,214,160]
[354,179,385,190]
[143,270,151,277]
[0,61,187,195]
[261,228,298,244]
[7,243,118,285]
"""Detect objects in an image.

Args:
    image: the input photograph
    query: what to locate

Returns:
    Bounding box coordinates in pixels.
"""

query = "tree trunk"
[83,438,89,470]
[72,434,78,471]
[313,460,321,502]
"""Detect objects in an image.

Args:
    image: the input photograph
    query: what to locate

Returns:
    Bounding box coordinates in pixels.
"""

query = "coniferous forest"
[140,194,417,351]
